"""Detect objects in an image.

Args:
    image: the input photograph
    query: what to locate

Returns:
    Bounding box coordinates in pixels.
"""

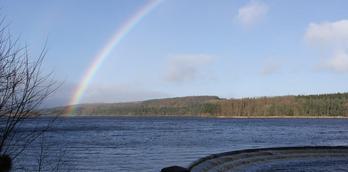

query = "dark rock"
[161,166,189,172]
[0,155,12,172]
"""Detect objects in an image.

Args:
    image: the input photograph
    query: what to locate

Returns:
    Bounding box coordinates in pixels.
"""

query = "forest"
[50,93,348,117]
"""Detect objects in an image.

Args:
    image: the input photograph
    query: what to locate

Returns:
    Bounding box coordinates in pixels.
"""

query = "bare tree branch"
[0,18,58,171]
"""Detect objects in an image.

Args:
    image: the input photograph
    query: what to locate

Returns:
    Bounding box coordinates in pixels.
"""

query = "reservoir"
[15,117,348,172]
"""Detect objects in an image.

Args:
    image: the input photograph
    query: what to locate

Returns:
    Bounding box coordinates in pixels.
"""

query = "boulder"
[161,166,189,172]
[0,155,12,172]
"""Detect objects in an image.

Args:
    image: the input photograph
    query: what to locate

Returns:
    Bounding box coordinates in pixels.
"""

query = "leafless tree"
[0,20,57,171]
[34,132,68,172]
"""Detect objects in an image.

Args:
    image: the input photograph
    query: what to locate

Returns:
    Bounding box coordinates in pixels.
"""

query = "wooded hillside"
[49,93,348,117]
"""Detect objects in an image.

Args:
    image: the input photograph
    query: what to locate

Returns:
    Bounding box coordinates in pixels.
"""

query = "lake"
[14,117,348,172]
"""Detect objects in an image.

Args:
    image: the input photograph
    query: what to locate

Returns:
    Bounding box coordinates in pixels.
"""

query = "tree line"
[57,93,348,117]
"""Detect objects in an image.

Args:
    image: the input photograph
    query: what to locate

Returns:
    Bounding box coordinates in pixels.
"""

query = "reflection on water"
[14,117,348,172]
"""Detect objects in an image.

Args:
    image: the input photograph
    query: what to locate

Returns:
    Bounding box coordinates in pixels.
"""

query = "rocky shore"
[188,146,348,172]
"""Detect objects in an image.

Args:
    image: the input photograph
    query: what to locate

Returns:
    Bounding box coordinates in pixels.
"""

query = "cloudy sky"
[2,0,348,107]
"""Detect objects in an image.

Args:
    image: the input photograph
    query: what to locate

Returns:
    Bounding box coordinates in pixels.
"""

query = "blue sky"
[2,0,348,106]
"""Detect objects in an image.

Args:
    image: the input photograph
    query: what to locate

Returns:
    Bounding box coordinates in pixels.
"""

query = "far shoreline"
[53,114,348,119]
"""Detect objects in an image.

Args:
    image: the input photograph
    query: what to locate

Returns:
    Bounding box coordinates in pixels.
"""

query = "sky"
[2,0,348,107]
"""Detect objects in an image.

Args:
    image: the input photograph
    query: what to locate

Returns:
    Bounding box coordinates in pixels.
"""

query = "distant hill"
[48,93,348,117]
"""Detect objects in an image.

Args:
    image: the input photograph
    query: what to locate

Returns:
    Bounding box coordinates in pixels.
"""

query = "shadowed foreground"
[189,146,348,172]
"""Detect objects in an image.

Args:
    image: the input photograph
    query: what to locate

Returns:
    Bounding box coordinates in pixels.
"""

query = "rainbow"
[66,0,163,115]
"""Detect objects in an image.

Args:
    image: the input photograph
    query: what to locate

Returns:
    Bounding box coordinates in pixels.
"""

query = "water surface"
[15,117,348,171]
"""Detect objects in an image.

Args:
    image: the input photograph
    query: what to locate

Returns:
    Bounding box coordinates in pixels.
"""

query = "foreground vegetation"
[52,93,348,117]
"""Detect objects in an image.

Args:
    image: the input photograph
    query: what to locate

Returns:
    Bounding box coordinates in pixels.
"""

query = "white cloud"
[261,63,280,76]
[164,54,215,83]
[305,19,348,73]
[322,51,348,73]
[236,0,268,26]
[305,20,348,48]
